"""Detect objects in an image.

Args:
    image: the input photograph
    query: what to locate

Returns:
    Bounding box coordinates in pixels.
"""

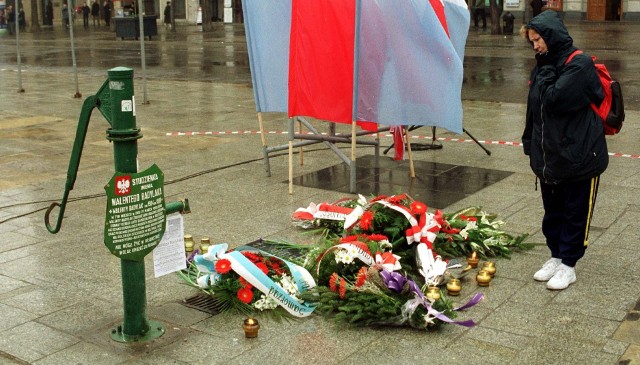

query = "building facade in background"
[5,0,640,33]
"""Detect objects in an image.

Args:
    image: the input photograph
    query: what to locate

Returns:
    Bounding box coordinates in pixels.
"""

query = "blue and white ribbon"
[194,243,316,317]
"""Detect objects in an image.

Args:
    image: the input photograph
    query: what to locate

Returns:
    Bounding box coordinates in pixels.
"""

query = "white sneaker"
[546,264,576,290]
[533,258,561,281]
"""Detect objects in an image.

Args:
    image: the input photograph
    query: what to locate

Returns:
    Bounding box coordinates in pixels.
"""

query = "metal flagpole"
[15,6,24,93]
[69,0,82,98]
[137,0,149,104]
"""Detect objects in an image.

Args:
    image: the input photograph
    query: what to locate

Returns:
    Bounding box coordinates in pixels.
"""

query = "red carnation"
[255,262,269,275]
[355,267,367,288]
[270,262,283,275]
[339,278,347,299]
[215,259,232,274]
[411,201,427,215]
[242,251,260,262]
[388,194,407,204]
[237,288,254,304]
[329,273,339,292]
[367,234,388,242]
[359,211,374,231]
[340,235,358,243]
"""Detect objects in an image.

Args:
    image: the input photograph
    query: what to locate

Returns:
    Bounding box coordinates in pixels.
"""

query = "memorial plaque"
[104,164,166,261]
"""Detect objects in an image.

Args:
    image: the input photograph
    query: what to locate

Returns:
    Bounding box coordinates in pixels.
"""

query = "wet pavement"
[1,20,640,364]
[3,21,640,107]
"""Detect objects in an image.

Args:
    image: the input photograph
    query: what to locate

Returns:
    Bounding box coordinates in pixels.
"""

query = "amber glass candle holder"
[243,317,260,338]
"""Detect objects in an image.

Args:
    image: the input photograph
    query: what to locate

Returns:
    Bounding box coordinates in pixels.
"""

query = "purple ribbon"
[186,249,200,265]
[380,270,407,293]
[387,273,483,328]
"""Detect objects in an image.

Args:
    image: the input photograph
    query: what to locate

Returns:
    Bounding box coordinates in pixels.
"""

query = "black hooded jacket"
[522,11,608,184]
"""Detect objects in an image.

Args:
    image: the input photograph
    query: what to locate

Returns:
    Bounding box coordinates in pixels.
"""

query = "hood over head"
[526,11,574,61]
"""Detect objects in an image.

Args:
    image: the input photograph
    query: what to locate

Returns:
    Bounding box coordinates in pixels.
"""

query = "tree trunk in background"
[489,0,503,35]
[30,0,41,32]
[202,0,213,31]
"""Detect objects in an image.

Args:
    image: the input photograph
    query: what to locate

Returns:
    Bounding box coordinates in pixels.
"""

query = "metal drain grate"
[243,238,306,262]
[182,294,221,315]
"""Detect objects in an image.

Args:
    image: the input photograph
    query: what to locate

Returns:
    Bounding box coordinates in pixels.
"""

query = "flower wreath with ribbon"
[192,243,317,317]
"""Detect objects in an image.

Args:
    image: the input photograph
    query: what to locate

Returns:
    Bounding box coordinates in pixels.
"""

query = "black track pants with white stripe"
[540,176,600,267]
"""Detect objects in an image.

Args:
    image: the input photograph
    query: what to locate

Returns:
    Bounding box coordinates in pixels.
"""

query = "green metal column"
[106,67,164,342]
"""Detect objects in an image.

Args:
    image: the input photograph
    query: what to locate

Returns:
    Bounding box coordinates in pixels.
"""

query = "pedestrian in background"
[473,0,486,29]
[6,5,14,35]
[163,2,171,27]
[62,3,69,28]
[45,0,54,26]
[531,0,543,17]
[520,11,608,290]
[0,9,5,29]
[103,0,111,27]
[611,0,621,20]
[91,0,100,27]
[82,2,90,29]
[18,8,25,31]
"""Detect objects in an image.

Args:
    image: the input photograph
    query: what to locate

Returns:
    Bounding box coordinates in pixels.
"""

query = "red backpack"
[565,50,625,135]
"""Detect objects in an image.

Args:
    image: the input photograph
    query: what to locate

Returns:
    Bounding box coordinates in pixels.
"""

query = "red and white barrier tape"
[165,130,639,159]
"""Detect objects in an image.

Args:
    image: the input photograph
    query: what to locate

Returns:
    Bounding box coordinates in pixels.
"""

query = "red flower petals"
[237,287,254,304]
[410,201,427,215]
[329,273,339,292]
[356,267,367,288]
[359,211,374,231]
[387,194,407,204]
[242,251,260,262]
[255,262,269,275]
[366,234,388,242]
[215,259,232,274]
[339,278,347,299]
[340,235,358,243]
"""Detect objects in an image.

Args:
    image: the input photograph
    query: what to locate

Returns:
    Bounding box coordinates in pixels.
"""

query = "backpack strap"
[564,49,583,65]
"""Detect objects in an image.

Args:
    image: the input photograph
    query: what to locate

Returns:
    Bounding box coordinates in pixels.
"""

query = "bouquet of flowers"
[292,194,531,259]
[434,206,533,258]
[290,194,502,330]
[178,243,316,318]
[297,232,483,330]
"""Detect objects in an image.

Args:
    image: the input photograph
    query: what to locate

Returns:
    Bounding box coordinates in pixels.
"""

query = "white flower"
[480,212,491,225]
[253,294,279,311]
[379,239,392,250]
[491,220,505,230]
[335,247,356,264]
[252,274,302,311]
[483,237,499,246]
[459,220,477,239]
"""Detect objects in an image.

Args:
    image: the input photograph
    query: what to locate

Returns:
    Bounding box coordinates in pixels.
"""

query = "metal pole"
[69,0,82,98]
[15,6,24,93]
[137,0,149,104]
[106,67,162,342]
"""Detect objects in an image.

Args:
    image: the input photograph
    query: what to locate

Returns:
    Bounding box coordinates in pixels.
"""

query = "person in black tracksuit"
[521,11,608,290]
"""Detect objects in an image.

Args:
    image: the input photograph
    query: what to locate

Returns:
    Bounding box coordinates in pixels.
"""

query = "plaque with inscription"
[104,164,166,261]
